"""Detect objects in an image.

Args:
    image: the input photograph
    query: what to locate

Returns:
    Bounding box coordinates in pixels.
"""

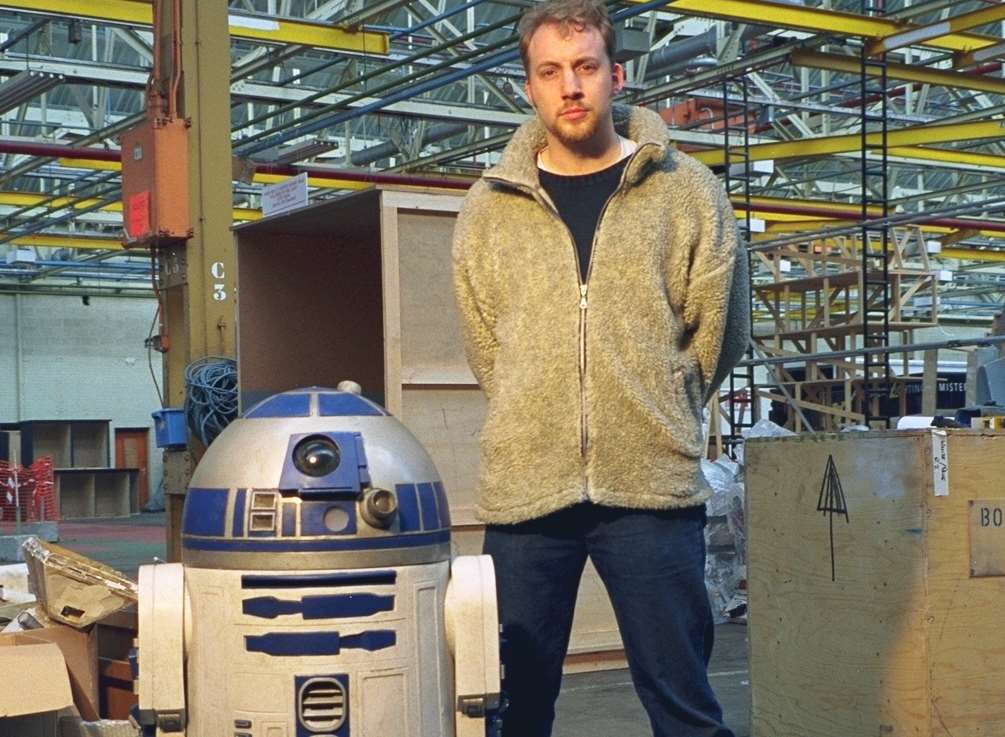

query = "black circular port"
[292,435,341,477]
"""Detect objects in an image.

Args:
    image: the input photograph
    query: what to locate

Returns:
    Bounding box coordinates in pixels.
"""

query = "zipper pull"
[579,283,588,309]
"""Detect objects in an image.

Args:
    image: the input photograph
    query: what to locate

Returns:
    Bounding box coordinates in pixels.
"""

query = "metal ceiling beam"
[887,145,1005,171]
[692,120,1005,167]
[2,0,389,54]
[791,50,1005,96]
[957,40,1005,69]
[636,0,1000,53]
[866,3,1005,56]
[0,232,122,249]
[0,190,261,223]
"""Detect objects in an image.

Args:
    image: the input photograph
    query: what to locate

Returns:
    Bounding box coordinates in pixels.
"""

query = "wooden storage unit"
[56,469,138,519]
[15,419,110,468]
[745,430,1005,737]
[235,185,624,662]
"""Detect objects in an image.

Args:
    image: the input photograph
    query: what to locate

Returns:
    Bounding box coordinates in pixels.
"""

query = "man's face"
[524,21,624,148]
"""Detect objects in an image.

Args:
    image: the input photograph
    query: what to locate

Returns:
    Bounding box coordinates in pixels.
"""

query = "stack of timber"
[750,225,940,429]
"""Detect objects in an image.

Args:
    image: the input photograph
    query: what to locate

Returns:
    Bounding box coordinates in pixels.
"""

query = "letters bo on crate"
[745,429,1005,737]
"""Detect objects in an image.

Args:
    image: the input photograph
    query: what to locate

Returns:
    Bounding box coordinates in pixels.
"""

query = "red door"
[115,428,150,510]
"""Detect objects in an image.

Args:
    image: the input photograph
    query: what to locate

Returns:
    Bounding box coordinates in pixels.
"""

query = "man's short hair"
[518,0,615,72]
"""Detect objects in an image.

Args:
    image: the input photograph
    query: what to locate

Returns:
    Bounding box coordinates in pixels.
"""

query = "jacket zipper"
[485,157,638,498]
[578,179,627,464]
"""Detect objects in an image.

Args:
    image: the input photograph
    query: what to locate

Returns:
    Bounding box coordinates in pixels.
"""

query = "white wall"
[0,293,164,506]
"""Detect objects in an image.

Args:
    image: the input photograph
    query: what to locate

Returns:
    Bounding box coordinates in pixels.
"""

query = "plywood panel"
[236,230,385,409]
[395,210,470,378]
[925,432,1005,737]
[746,433,930,737]
[400,387,485,525]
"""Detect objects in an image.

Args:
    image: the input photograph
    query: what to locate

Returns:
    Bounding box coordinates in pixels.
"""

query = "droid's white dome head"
[181,386,450,570]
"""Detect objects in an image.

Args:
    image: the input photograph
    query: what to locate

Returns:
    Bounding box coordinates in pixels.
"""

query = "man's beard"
[548,107,601,146]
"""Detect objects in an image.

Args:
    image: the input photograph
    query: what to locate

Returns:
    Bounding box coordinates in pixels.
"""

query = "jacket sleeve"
[452,193,500,397]
[682,180,752,403]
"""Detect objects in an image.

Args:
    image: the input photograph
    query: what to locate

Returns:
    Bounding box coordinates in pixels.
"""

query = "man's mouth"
[560,107,589,120]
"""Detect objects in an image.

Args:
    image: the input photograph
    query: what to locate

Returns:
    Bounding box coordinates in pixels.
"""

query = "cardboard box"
[0,625,99,721]
[0,636,73,715]
[0,635,74,737]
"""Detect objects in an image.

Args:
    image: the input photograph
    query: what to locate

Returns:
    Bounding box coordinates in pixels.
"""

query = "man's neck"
[539,123,623,176]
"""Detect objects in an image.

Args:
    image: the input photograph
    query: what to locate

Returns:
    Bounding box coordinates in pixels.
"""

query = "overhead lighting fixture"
[685,55,719,74]
[0,70,64,116]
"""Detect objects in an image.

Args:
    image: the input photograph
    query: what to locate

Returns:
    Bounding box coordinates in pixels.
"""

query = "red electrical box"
[120,116,191,247]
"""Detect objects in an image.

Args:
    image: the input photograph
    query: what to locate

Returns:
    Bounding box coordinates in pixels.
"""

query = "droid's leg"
[445,555,502,737]
[136,563,187,737]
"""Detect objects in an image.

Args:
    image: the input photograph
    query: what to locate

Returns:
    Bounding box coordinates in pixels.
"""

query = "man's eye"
[540,68,557,79]
[579,64,597,73]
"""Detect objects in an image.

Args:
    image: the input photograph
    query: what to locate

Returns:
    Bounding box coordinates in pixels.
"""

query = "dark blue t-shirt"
[538,156,630,283]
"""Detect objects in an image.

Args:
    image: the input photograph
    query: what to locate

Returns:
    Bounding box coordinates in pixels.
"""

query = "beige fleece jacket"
[453,104,750,524]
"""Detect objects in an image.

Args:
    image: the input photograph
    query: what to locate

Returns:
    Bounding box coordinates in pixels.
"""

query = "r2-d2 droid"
[135,385,501,737]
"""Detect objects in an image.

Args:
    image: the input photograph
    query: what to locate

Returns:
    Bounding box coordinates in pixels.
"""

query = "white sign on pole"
[262,172,308,217]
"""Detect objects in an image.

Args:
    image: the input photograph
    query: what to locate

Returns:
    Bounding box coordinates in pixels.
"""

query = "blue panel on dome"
[433,481,451,528]
[233,489,246,537]
[182,529,449,552]
[318,392,387,417]
[395,484,420,532]
[302,501,357,536]
[280,432,368,493]
[245,393,311,419]
[417,482,439,530]
[182,488,229,536]
[282,503,297,537]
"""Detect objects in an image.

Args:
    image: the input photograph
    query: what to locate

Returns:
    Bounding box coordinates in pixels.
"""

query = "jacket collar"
[484,104,671,191]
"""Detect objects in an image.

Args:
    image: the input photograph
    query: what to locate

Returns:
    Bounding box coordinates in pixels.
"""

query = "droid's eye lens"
[293,436,341,477]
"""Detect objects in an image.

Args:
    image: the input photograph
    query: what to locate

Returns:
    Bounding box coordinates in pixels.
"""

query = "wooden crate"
[235,185,625,662]
[745,430,1005,737]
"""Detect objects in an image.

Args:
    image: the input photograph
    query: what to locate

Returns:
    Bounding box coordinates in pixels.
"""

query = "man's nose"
[561,69,583,98]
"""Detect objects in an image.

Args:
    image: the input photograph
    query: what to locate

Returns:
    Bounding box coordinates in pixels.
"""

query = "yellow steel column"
[161,0,235,561]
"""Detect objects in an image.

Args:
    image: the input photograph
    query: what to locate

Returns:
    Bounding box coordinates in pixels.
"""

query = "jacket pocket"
[664,356,706,459]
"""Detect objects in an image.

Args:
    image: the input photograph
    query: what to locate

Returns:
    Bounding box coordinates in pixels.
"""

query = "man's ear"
[611,62,625,95]
[524,79,536,109]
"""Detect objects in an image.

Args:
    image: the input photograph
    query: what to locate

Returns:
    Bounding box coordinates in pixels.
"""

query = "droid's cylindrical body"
[167,387,464,737]
[183,562,452,736]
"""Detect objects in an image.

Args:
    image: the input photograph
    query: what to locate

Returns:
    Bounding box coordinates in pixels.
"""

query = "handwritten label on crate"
[969,500,1005,577]
[931,429,949,496]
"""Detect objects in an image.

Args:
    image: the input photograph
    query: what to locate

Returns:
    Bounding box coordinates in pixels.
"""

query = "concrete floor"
[55,512,751,737]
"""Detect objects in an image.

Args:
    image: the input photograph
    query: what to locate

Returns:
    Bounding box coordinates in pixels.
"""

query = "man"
[452,1,749,735]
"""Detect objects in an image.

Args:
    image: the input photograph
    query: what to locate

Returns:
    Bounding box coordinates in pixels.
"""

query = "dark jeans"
[483,502,734,737]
